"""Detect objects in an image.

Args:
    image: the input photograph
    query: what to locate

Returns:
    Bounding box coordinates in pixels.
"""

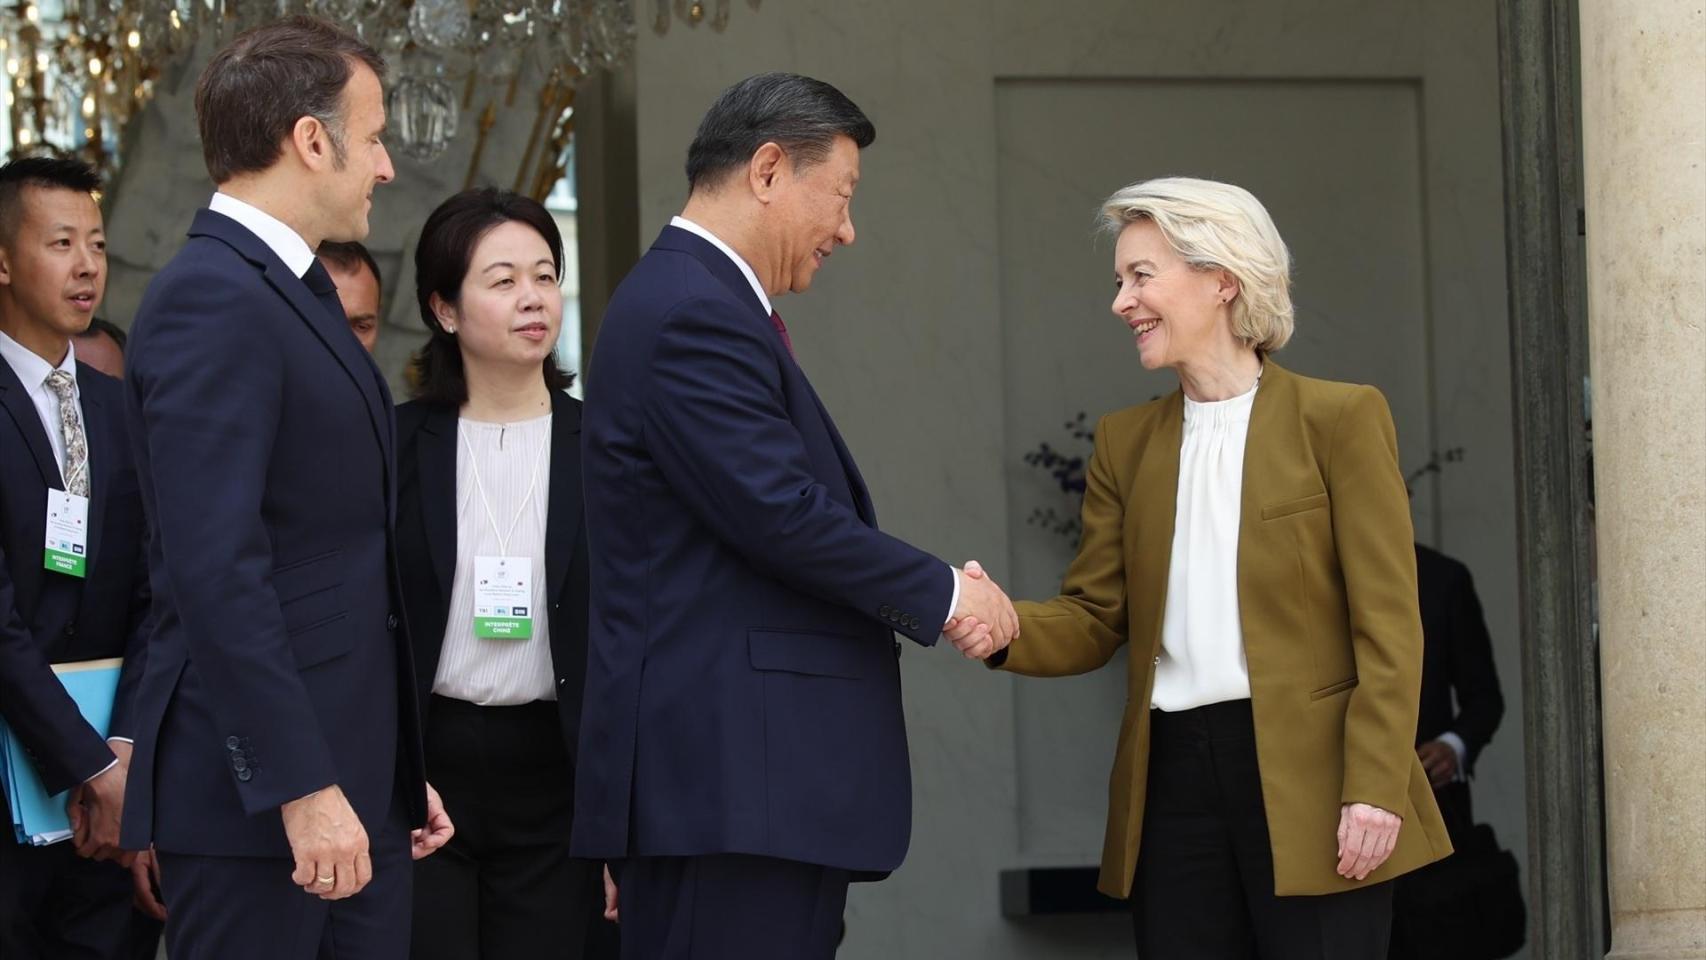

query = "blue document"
[0,658,122,846]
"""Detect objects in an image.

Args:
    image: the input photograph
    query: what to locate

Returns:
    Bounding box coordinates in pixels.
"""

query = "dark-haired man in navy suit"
[572,73,1019,960]
[0,156,154,959]
[121,16,450,960]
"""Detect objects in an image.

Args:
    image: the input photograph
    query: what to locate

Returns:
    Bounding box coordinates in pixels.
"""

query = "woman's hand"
[1335,802,1401,880]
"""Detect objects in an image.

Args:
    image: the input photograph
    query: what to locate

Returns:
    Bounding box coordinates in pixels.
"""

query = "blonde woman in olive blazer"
[949,178,1450,959]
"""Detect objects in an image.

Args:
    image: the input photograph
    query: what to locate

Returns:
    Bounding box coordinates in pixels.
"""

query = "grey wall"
[632,2,1521,957]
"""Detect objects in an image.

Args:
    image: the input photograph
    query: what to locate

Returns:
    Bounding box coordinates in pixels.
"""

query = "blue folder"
[0,658,122,846]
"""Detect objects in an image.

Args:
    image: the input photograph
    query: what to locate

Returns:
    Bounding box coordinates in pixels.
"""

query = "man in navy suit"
[0,157,153,959]
[572,73,1019,959]
[121,18,450,960]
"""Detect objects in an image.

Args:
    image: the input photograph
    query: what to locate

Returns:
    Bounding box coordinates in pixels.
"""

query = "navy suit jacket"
[1414,544,1504,774]
[0,360,149,796]
[571,226,953,875]
[394,390,590,758]
[120,209,425,857]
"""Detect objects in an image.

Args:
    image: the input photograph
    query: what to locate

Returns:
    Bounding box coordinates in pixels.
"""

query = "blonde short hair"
[1098,177,1294,353]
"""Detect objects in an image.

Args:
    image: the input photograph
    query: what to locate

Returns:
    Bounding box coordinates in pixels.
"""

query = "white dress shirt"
[208,192,316,278]
[1151,381,1259,712]
[0,330,83,480]
[433,414,558,705]
[0,330,129,771]
[665,216,961,631]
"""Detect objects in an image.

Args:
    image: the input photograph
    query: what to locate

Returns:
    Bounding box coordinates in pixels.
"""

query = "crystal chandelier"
[0,0,757,182]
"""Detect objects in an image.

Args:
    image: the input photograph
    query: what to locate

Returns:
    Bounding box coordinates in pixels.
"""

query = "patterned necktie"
[42,369,89,497]
[770,310,795,358]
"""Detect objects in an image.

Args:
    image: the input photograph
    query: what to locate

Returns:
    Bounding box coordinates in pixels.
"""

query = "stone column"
[1579,1,1706,958]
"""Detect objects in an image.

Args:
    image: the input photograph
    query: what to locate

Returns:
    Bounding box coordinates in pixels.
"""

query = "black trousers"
[618,853,849,960]
[411,695,608,960]
[0,836,145,959]
[158,803,413,960]
[1133,699,1393,959]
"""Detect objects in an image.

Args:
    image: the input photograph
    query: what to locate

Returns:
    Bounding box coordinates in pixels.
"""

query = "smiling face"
[770,134,860,295]
[0,185,106,349]
[318,62,393,243]
[435,219,562,372]
[1109,218,1233,371]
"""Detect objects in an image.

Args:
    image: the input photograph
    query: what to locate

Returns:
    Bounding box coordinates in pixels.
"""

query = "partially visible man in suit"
[73,318,127,379]
[0,156,152,959]
[572,73,1018,959]
[1410,543,1504,837]
[122,17,450,960]
[316,240,382,353]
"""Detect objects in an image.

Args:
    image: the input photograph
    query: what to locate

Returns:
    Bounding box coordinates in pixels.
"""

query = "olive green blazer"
[1001,362,1451,898]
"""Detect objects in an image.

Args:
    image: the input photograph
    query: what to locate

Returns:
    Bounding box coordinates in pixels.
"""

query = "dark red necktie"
[769,310,795,358]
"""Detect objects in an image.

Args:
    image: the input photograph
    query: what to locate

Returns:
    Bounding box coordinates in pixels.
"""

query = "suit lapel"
[263,258,392,464]
[0,356,62,489]
[417,406,459,599]
[1130,391,1184,658]
[190,209,393,470]
[77,366,111,578]
[544,391,582,602]
[803,385,876,525]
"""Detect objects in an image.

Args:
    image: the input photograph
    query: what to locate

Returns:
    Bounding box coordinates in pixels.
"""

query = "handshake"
[942,561,1017,661]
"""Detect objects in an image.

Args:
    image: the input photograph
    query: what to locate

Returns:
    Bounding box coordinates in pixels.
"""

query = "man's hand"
[1336,802,1401,880]
[602,863,619,923]
[410,782,455,861]
[129,846,167,921]
[69,739,129,862]
[944,561,1017,660]
[281,785,370,900]
[1416,740,1459,789]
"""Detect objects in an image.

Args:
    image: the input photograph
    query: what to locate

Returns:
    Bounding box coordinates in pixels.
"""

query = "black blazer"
[0,360,149,795]
[1414,544,1505,775]
[394,390,590,759]
[121,209,426,857]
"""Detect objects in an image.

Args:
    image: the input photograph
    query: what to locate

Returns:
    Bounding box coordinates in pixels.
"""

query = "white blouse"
[1150,381,1259,712]
[433,413,557,706]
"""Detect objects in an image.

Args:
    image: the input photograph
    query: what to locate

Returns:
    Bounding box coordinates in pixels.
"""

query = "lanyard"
[458,421,549,557]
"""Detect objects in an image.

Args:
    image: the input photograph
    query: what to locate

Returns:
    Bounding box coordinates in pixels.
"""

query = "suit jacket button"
[386,613,400,631]
[62,623,76,638]
[235,768,253,783]
[226,736,241,751]
[1153,656,1161,666]
[908,617,921,630]
[232,757,248,771]
[879,604,892,618]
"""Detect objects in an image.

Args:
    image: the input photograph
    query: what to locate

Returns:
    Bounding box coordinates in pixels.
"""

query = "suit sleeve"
[0,542,114,795]
[997,415,1129,676]
[641,297,953,644]
[1445,562,1504,771]
[1329,386,1426,815]
[105,497,153,743]
[130,279,338,814]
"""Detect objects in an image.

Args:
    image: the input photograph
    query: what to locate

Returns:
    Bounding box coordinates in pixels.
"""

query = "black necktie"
[303,260,347,323]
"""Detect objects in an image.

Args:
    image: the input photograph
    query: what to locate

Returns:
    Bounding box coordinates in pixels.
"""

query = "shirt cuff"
[106,737,134,745]
[1436,731,1469,782]
[83,757,119,784]
[938,564,962,640]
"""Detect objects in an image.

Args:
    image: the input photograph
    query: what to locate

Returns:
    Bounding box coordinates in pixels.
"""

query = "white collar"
[209,192,317,278]
[669,215,773,316]
[0,327,75,392]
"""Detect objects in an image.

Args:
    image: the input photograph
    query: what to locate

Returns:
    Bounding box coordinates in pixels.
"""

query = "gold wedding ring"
[315,874,335,885]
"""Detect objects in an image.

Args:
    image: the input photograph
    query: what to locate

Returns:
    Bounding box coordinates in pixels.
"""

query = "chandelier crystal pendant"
[0,0,760,181]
